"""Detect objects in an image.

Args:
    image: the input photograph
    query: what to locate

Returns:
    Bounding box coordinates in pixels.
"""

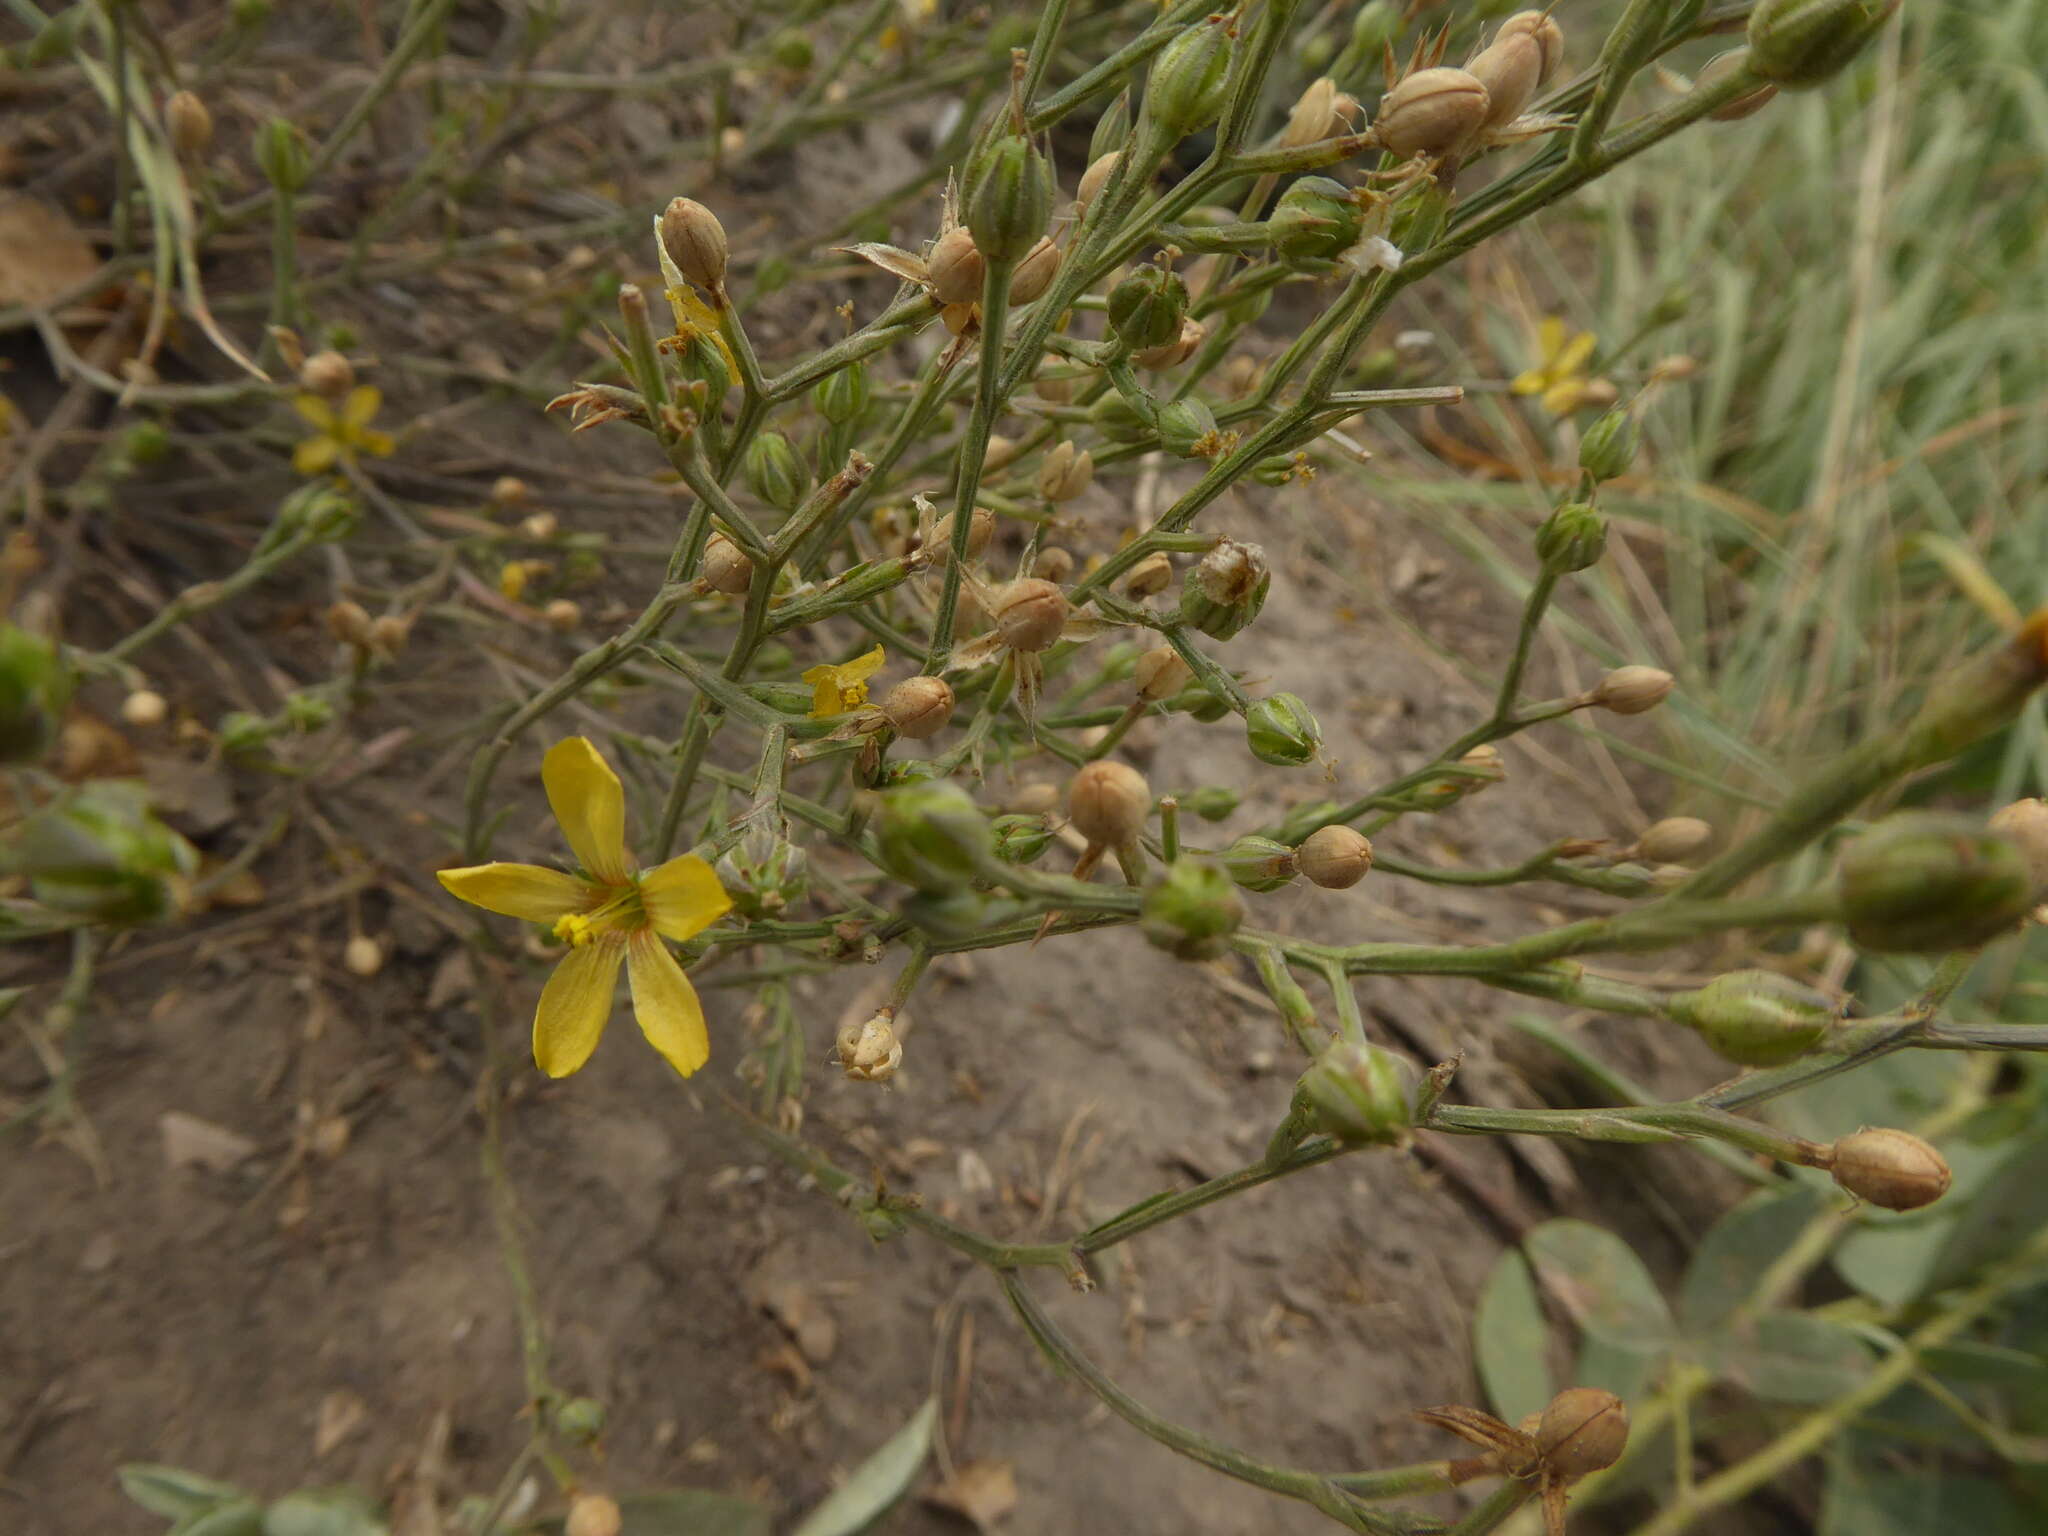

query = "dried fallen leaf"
[923,1460,1018,1532]
[758,1281,837,1365]
[314,1388,368,1458]
[0,194,100,310]
[159,1111,257,1173]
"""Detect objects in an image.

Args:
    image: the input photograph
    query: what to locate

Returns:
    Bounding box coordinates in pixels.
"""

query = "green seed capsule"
[1668,969,1835,1067]
[1140,858,1245,960]
[1747,0,1899,90]
[1157,397,1220,459]
[1088,391,1154,443]
[1535,500,1608,574]
[1179,538,1269,641]
[1088,91,1133,165]
[1223,835,1298,892]
[1578,409,1640,483]
[1246,693,1321,767]
[991,813,1057,864]
[1144,14,1236,140]
[814,360,870,425]
[1183,786,1240,822]
[251,118,309,192]
[1840,812,2034,953]
[870,780,997,893]
[744,431,808,512]
[1300,1041,1413,1146]
[967,133,1053,265]
[1269,176,1363,263]
[8,782,198,927]
[0,625,70,765]
[1108,265,1189,352]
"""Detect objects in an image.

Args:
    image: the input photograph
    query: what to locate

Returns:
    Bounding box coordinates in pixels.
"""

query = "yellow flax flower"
[437,737,733,1078]
[1511,318,1601,416]
[293,385,396,475]
[803,644,885,717]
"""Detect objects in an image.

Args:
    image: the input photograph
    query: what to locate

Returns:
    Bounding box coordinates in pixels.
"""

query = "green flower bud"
[283,690,334,733]
[8,782,198,927]
[1578,409,1640,483]
[870,780,996,893]
[123,419,172,465]
[1222,835,1297,892]
[218,711,277,757]
[1144,14,1236,140]
[251,118,310,193]
[967,134,1053,264]
[1140,858,1244,960]
[1157,397,1220,459]
[1088,91,1132,166]
[1301,1041,1414,1146]
[1840,812,2034,953]
[1347,0,1401,58]
[1269,176,1363,263]
[555,1397,607,1444]
[743,431,808,512]
[1183,786,1240,822]
[675,326,732,403]
[1246,693,1321,767]
[1535,500,1607,574]
[813,360,870,425]
[1178,538,1269,641]
[1668,969,1835,1067]
[768,27,814,71]
[261,484,359,554]
[1108,265,1189,352]
[0,625,71,765]
[991,813,1057,865]
[1088,392,1153,443]
[878,756,943,786]
[1747,0,1899,91]
[715,822,810,917]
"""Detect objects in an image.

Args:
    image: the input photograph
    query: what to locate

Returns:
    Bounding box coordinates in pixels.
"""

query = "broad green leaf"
[1823,1464,2046,1536]
[1473,1249,1553,1424]
[1921,1342,2048,1390]
[171,1502,266,1536]
[1708,1311,1873,1404]
[1572,1334,1661,1407]
[1679,1184,1825,1338]
[119,1466,252,1522]
[1768,1040,1963,1146]
[261,1489,386,1536]
[789,1396,938,1536]
[1926,1127,2048,1294]
[1524,1219,1676,1353]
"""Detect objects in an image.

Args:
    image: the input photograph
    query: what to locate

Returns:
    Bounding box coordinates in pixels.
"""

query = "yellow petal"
[358,428,395,458]
[640,854,733,942]
[292,394,337,429]
[803,668,841,718]
[294,435,339,475]
[1555,330,1597,379]
[532,938,624,1077]
[437,862,593,923]
[840,644,886,684]
[627,931,710,1077]
[542,736,630,881]
[1543,379,1591,415]
[1536,316,1567,363]
[342,384,383,428]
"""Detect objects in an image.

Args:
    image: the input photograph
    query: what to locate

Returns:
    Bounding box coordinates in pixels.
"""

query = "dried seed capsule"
[344,933,384,977]
[835,1014,904,1083]
[1829,1127,1951,1211]
[1068,759,1151,847]
[566,1494,622,1536]
[1008,780,1061,815]
[1497,10,1566,85]
[1578,408,1640,482]
[1668,968,1834,1066]
[1839,812,2034,952]
[326,600,373,647]
[700,532,754,594]
[1145,13,1235,140]
[1536,501,1608,573]
[983,434,1021,472]
[367,615,410,659]
[1223,835,1297,892]
[1282,77,1355,148]
[1697,48,1780,120]
[1747,0,1899,91]
[1037,441,1094,502]
[1270,176,1364,263]
[1301,1041,1413,1146]
[1988,797,2048,893]
[968,131,1053,264]
[490,474,529,507]
[927,226,986,306]
[521,511,559,540]
[881,675,955,739]
[1537,1389,1628,1479]
[660,197,729,292]
[1124,552,1174,598]
[871,780,996,892]
[928,506,995,565]
[1246,693,1321,767]
[1373,67,1490,160]
[1298,824,1374,889]
[1592,666,1674,715]
[992,578,1068,652]
[1140,858,1244,960]
[1009,236,1063,304]
[166,90,214,158]
[1133,317,1206,373]
[1466,32,1545,132]
[298,350,355,399]
[121,689,168,727]
[1180,538,1270,640]
[1034,546,1075,583]
[1076,151,1120,214]
[1636,816,1713,865]
[1108,264,1189,352]
[543,599,582,633]
[1134,645,1192,702]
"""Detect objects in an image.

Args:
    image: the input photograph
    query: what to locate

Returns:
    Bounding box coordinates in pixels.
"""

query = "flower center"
[552,883,642,947]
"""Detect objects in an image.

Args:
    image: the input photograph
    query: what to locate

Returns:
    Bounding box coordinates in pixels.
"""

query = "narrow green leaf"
[119,1466,251,1522]
[170,1502,266,1536]
[789,1396,938,1536]
[1524,1219,1676,1353]
[1679,1184,1826,1338]
[1473,1249,1554,1424]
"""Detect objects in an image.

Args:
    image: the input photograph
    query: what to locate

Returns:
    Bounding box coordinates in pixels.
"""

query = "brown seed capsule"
[1466,32,1545,131]
[566,1492,624,1536]
[1133,316,1206,371]
[1636,816,1713,865]
[1068,759,1151,847]
[700,532,755,594]
[543,599,582,633]
[1699,48,1780,121]
[1537,1389,1628,1479]
[521,511,559,540]
[835,1014,903,1083]
[122,689,168,727]
[298,350,355,399]
[1990,797,2048,891]
[1008,781,1061,815]
[326,600,373,647]
[367,615,411,660]
[1282,77,1351,148]
[951,582,990,640]
[1373,67,1491,160]
[1829,1127,1952,1211]
[1498,10,1567,85]
[1009,235,1063,304]
[992,578,1068,652]
[1124,552,1173,598]
[927,226,986,305]
[490,474,529,507]
[1593,666,1676,715]
[1133,645,1192,702]
[1297,824,1374,889]
[1034,546,1076,584]
[1076,152,1120,214]
[165,90,213,158]
[660,197,729,292]
[1033,367,1076,405]
[940,301,978,337]
[881,675,955,739]
[1037,440,1094,502]
[343,933,385,978]
[983,434,1021,472]
[928,507,995,567]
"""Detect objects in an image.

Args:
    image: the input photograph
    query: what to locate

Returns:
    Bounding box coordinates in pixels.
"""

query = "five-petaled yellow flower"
[437,737,733,1078]
[803,644,885,717]
[293,386,396,475]
[1511,318,1601,416]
